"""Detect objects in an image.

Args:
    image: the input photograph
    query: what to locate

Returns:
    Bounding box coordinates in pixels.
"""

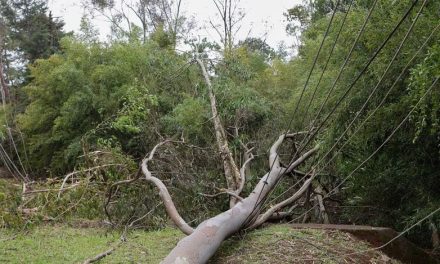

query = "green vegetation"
[0,225,397,263]
[290,1,440,245]
[0,0,439,256]
[0,226,183,263]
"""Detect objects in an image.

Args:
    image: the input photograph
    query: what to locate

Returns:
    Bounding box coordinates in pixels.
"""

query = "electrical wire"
[243,0,383,226]
[266,0,435,208]
[288,76,439,226]
[295,0,420,158]
[298,0,354,132]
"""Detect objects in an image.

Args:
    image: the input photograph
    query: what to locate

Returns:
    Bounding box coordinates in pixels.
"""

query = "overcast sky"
[47,0,302,50]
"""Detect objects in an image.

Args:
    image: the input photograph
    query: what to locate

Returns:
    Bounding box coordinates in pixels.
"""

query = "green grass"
[0,225,183,263]
[0,224,397,263]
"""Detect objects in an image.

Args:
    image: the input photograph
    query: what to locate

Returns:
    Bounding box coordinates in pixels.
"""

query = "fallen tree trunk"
[142,134,318,263]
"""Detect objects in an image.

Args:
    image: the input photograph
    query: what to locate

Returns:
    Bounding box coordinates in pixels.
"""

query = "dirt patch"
[68,219,109,228]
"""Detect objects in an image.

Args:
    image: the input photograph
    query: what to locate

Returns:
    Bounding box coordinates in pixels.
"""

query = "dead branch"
[285,145,320,173]
[82,247,116,264]
[430,221,439,250]
[315,183,330,224]
[58,164,123,199]
[104,170,142,224]
[268,134,287,169]
[23,183,82,195]
[268,204,299,221]
[200,188,243,202]
[82,236,125,264]
[236,150,254,196]
[195,54,241,208]
[127,202,163,229]
[141,140,194,235]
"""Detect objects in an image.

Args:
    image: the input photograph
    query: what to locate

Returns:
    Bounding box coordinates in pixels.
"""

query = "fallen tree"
[140,134,318,263]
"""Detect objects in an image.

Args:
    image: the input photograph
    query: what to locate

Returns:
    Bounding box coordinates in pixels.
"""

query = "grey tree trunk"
[195,55,241,208]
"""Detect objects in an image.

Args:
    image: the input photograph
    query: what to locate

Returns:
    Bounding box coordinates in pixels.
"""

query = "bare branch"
[209,19,225,42]
[285,145,319,173]
[200,189,243,201]
[195,54,241,208]
[83,246,117,264]
[268,204,299,221]
[269,134,286,169]
[24,183,81,195]
[236,151,254,196]
[58,164,123,199]
[141,140,194,235]
[249,173,315,229]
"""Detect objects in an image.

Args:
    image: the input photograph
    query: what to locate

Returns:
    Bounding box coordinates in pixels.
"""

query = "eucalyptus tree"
[84,0,187,46]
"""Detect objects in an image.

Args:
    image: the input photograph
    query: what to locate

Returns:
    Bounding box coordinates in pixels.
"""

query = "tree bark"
[315,183,329,224]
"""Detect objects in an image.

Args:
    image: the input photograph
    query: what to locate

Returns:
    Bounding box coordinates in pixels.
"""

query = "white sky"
[47,0,302,50]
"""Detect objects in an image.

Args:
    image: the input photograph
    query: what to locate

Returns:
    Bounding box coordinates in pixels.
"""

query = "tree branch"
[236,151,254,196]
[58,164,123,199]
[141,140,194,235]
[200,189,243,201]
[285,145,319,173]
[249,173,315,229]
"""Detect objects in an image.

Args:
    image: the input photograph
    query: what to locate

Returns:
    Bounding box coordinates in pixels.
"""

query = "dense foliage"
[284,0,440,246]
[0,0,439,249]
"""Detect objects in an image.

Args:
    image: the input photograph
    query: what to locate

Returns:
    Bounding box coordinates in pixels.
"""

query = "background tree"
[0,0,66,64]
[84,0,187,47]
[209,0,245,57]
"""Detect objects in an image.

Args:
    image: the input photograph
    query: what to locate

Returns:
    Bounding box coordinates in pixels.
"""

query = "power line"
[298,0,354,132]
[298,20,440,198]
[244,0,382,226]
[288,76,439,226]
[267,0,435,207]
[327,76,439,196]
[294,0,419,159]
[306,0,428,174]
[294,0,379,153]
[241,0,343,227]
[270,0,381,195]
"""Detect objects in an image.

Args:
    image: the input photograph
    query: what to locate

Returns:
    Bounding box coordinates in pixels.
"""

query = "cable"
[298,0,354,132]
[306,0,427,175]
[295,0,379,152]
[267,0,436,207]
[243,0,382,226]
[328,76,438,196]
[298,20,440,199]
[288,76,439,225]
[294,0,419,159]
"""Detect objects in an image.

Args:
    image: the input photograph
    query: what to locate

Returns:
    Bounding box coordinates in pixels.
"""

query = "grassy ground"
[0,224,398,263]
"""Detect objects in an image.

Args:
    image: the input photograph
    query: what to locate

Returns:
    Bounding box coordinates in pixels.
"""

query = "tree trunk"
[195,55,241,208]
